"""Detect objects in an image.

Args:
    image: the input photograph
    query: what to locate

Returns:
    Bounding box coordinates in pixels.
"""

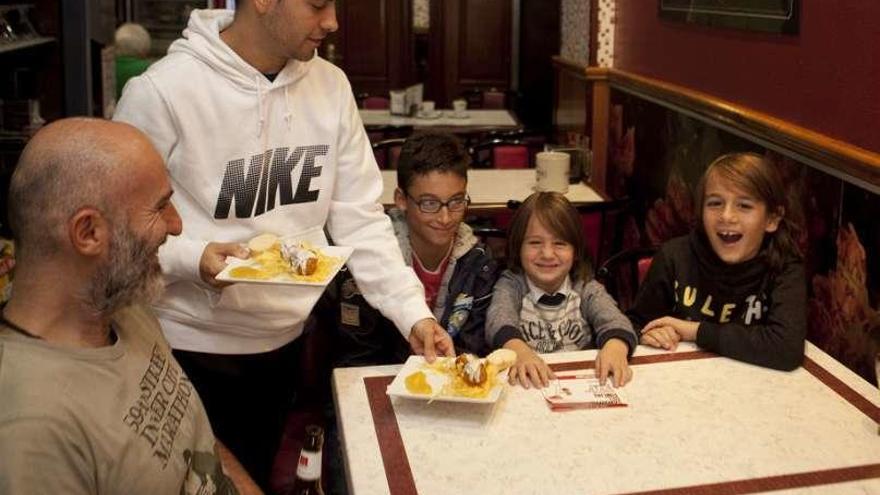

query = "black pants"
[174,338,302,494]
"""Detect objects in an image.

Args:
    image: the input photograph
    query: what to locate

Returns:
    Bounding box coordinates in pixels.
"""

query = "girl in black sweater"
[628,153,806,370]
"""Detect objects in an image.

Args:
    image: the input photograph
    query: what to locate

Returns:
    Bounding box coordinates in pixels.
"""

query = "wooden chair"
[595,246,659,311]
[482,90,506,109]
[365,124,413,145]
[372,137,406,169]
[575,198,633,266]
[468,138,529,169]
[470,226,508,267]
[361,95,390,110]
[460,87,511,109]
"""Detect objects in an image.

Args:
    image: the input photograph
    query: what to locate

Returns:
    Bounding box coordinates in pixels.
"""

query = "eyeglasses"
[406,193,470,214]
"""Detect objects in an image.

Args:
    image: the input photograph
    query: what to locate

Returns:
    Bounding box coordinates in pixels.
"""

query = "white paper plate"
[386,355,508,404]
[215,245,352,286]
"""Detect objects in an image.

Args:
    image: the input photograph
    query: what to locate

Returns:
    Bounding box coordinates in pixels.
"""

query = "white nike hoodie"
[114,9,431,354]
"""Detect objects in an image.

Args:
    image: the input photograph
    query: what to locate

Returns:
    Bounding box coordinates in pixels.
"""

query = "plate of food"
[386,349,517,404]
[216,233,352,286]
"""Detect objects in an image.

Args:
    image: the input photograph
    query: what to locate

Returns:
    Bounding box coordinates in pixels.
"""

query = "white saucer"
[446,111,470,119]
[416,110,442,120]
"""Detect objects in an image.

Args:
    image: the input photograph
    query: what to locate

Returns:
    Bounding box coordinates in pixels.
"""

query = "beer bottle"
[290,424,325,495]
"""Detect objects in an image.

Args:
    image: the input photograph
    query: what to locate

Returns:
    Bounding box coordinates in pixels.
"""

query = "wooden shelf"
[0,36,55,55]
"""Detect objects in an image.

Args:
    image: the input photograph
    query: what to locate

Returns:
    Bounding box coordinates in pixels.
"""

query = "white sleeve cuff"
[378,291,434,340]
[158,238,210,283]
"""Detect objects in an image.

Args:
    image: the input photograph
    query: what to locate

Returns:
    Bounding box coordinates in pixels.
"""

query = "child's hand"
[504,339,554,389]
[643,316,699,342]
[595,338,632,387]
[640,326,680,350]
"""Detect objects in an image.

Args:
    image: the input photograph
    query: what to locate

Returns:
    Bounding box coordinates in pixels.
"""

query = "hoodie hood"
[387,208,478,264]
[169,9,312,91]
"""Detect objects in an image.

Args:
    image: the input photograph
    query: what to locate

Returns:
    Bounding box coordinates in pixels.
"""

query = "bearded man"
[0,118,262,495]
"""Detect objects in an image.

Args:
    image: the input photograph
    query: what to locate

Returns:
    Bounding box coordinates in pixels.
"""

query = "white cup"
[420,100,435,115]
[452,98,467,117]
[535,151,570,193]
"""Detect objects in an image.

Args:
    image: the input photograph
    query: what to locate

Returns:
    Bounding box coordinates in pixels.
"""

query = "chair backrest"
[366,124,413,145]
[482,90,506,109]
[470,226,508,267]
[372,138,406,169]
[459,87,509,110]
[468,138,529,169]
[595,247,659,311]
[362,96,390,110]
[575,197,632,266]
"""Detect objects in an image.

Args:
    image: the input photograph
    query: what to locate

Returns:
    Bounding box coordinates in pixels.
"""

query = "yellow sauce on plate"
[404,371,433,395]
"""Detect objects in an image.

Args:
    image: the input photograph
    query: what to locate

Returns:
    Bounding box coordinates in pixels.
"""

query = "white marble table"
[360,109,519,130]
[332,342,880,495]
[380,169,604,210]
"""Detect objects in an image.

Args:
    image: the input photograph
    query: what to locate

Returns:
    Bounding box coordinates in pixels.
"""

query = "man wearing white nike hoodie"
[114,2,453,490]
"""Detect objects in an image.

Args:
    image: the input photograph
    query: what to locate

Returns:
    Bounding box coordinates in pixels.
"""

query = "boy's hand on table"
[596,338,632,387]
[643,316,699,342]
[504,339,554,389]
[640,325,681,350]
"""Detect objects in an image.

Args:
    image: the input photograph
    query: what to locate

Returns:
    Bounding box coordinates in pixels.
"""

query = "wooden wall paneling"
[426,0,445,103]
[438,0,511,106]
[552,56,590,146]
[518,0,560,131]
[586,67,610,195]
[335,0,410,98]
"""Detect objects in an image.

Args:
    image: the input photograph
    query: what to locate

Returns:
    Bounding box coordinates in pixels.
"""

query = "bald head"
[8,118,163,259]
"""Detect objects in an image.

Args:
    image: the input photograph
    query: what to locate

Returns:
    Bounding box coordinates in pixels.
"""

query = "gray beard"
[88,223,165,315]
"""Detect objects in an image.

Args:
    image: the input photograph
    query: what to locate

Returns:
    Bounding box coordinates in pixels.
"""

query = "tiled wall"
[596,0,615,67]
[560,0,615,67]
[560,0,589,65]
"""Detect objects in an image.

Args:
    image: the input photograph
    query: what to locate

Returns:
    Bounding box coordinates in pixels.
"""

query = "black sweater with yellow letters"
[627,231,805,371]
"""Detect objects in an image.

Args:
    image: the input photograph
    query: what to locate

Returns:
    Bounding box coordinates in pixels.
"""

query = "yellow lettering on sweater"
[700,295,715,317]
[682,286,697,307]
[719,303,736,323]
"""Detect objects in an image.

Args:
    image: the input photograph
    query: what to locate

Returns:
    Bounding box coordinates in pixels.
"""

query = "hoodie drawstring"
[255,75,265,137]
[283,85,293,132]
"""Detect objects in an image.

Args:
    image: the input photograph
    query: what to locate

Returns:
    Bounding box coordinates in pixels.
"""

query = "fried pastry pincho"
[229,234,337,282]
[402,352,517,399]
[454,353,488,386]
[281,241,319,276]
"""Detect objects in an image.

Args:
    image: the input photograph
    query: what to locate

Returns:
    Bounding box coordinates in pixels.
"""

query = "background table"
[333,343,880,495]
[380,169,604,209]
[360,109,519,132]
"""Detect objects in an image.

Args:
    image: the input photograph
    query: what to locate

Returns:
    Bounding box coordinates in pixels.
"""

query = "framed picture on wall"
[659,0,799,34]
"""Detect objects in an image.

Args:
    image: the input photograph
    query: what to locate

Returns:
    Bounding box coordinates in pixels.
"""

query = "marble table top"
[332,342,880,495]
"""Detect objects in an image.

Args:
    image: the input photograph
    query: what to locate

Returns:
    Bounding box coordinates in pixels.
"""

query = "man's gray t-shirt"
[0,305,236,494]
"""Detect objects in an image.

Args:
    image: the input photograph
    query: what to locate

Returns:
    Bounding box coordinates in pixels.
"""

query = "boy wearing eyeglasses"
[331,132,500,365]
